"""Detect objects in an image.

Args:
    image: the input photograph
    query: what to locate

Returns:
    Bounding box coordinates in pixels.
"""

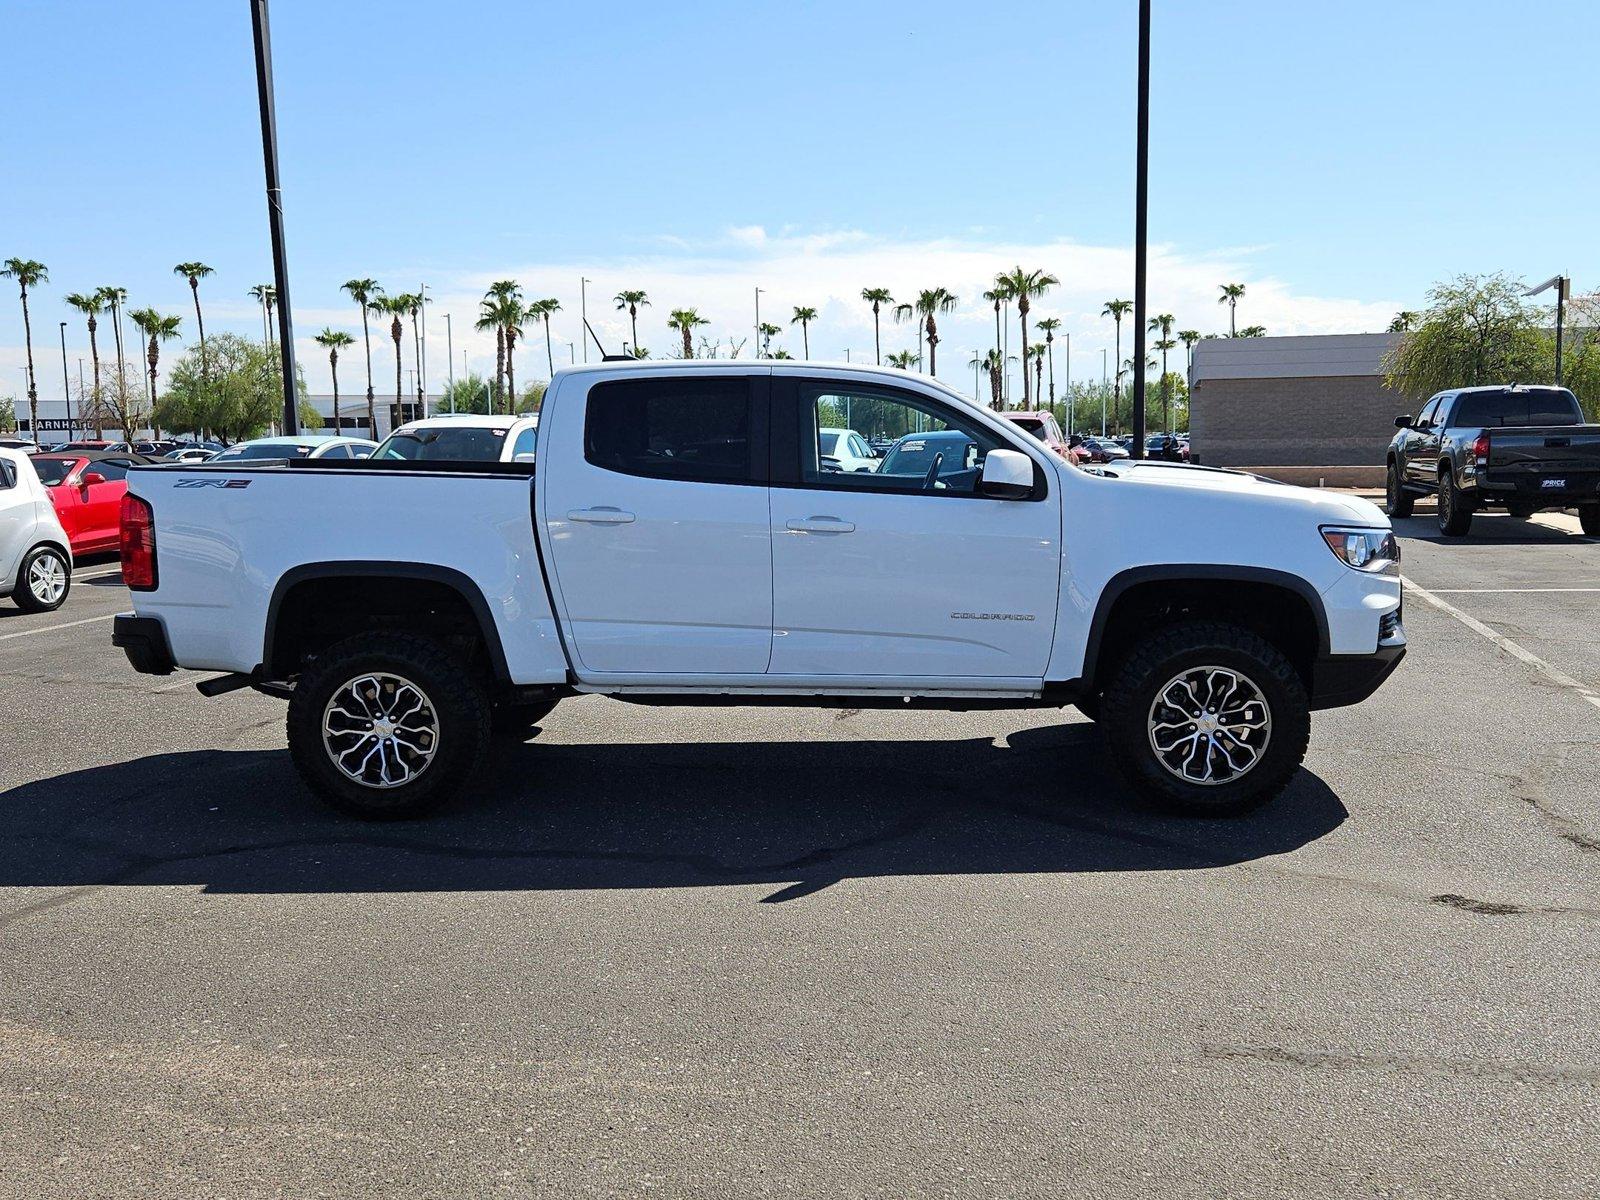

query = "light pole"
[58,322,69,427]
[1101,348,1108,436]
[250,0,300,435]
[580,278,591,362]
[1129,0,1151,460]
[419,282,429,416]
[754,287,763,359]
[444,312,453,411]
[1063,332,1072,436]
[973,350,982,405]
[1524,275,1570,385]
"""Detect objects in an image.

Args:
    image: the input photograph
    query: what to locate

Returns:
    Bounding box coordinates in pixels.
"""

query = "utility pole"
[1129,0,1151,460]
[1524,275,1570,385]
[444,313,454,412]
[754,287,763,359]
[251,0,300,435]
[419,282,429,416]
[580,278,590,362]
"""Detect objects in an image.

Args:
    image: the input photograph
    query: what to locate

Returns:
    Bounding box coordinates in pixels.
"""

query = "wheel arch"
[263,561,511,683]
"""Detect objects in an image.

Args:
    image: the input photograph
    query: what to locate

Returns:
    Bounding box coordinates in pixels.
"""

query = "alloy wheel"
[27,553,67,606]
[322,672,440,788]
[1146,665,1272,786]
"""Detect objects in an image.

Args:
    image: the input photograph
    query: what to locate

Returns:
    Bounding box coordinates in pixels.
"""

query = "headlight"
[1320,526,1399,574]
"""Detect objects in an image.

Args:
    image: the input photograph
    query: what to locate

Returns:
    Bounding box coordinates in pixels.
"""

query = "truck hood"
[1101,461,1388,526]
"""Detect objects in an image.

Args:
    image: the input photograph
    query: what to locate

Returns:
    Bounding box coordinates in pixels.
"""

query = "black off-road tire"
[1580,506,1600,536]
[1506,502,1536,519]
[1437,469,1474,537]
[13,545,71,613]
[1074,694,1101,723]
[492,699,559,740]
[1101,620,1310,817]
[1385,462,1414,518]
[287,632,490,820]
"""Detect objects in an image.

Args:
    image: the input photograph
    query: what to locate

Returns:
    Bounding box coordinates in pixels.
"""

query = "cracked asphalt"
[1,514,1597,1199]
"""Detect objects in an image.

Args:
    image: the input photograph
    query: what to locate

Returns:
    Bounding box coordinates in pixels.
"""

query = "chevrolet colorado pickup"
[1386,384,1600,536]
[114,361,1405,819]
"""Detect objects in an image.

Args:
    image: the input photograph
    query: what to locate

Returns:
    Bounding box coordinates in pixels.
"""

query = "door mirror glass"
[978,448,1033,499]
[1394,415,1413,429]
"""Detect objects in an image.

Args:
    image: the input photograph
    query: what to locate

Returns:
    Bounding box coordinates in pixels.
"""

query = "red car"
[29,451,153,555]
[998,411,1089,466]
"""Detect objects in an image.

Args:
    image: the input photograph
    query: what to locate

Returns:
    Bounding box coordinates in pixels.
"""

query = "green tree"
[1388,311,1420,333]
[0,396,15,432]
[154,332,318,442]
[64,291,107,436]
[1034,317,1062,407]
[314,328,356,429]
[128,308,183,423]
[1236,325,1267,338]
[893,299,921,370]
[372,294,407,419]
[527,297,562,374]
[613,290,649,357]
[2,258,47,441]
[439,372,494,414]
[172,262,214,384]
[884,349,920,371]
[248,283,278,348]
[982,284,1009,390]
[970,348,1006,409]
[668,308,709,358]
[1383,273,1555,403]
[1177,328,1201,378]
[994,267,1057,408]
[1217,282,1246,336]
[911,288,959,376]
[790,305,817,358]
[758,321,781,357]
[340,278,383,435]
[480,281,523,408]
[1102,298,1133,421]
[860,287,894,365]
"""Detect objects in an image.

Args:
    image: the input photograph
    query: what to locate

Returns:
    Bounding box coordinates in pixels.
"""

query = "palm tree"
[613,290,649,357]
[790,306,817,358]
[527,298,562,374]
[860,287,894,364]
[1027,344,1046,404]
[1153,338,1177,431]
[1236,325,1267,338]
[1035,317,1062,407]
[129,308,183,419]
[893,300,920,369]
[912,288,959,376]
[341,279,383,435]
[500,297,526,411]
[1147,313,1175,432]
[248,283,279,348]
[2,259,47,442]
[667,308,709,359]
[757,322,781,357]
[884,349,920,371]
[314,328,355,429]
[172,262,214,383]
[1388,311,1419,333]
[481,281,522,407]
[981,284,1009,401]
[994,267,1058,409]
[1177,329,1201,378]
[372,294,406,422]
[1217,282,1246,336]
[64,291,105,435]
[391,291,426,410]
[1102,298,1133,418]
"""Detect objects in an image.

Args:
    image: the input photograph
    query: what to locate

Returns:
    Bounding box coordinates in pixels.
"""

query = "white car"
[118,360,1404,821]
[209,435,379,463]
[163,447,217,465]
[371,413,540,464]
[0,448,73,612]
[817,427,879,473]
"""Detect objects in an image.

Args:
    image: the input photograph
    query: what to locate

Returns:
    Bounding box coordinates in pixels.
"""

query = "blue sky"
[2,0,1594,399]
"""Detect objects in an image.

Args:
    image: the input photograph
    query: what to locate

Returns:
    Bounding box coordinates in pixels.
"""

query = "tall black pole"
[1555,277,1566,386]
[251,0,300,435]
[1130,0,1150,460]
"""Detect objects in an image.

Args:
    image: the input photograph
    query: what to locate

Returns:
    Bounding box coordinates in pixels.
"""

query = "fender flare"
[263,561,511,682]
[1081,564,1332,686]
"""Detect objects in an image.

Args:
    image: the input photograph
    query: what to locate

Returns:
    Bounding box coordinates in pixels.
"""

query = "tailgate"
[1487,425,1600,471]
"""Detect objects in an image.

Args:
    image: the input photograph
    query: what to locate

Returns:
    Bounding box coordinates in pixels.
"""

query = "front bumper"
[113,613,176,676]
[1310,642,1405,709]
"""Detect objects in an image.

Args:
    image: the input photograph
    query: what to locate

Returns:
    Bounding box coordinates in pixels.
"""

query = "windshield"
[1009,417,1049,441]
[373,426,511,461]
[1452,389,1582,428]
[880,434,977,477]
[213,442,317,460]
[31,458,74,485]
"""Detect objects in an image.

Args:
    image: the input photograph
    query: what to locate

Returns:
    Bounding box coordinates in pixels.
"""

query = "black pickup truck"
[1386,384,1600,536]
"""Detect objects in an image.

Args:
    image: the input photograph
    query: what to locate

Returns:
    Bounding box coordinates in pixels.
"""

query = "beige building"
[1189,333,1405,468]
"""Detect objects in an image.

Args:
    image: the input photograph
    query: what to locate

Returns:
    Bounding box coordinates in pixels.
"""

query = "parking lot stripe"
[0,613,116,642]
[1430,587,1600,594]
[1401,576,1600,714]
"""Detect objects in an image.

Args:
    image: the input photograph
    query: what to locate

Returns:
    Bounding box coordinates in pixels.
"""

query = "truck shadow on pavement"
[0,724,1346,904]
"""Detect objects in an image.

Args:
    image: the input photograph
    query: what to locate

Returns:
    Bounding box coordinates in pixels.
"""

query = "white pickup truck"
[114,361,1405,819]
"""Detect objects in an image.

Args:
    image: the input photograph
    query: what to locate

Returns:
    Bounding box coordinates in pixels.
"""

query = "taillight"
[120,493,157,590]
[1472,432,1490,463]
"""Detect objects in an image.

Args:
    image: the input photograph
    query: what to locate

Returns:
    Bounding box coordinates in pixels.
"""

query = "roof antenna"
[583,317,634,363]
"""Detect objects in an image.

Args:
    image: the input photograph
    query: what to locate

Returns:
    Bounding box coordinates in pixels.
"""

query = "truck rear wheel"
[1384,462,1414,518]
[287,632,489,819]
[1100,620,1309,817]
[1438,470,1474,537]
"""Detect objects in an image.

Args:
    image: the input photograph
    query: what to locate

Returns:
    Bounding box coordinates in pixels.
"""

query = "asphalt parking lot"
[1,515,1597,1199]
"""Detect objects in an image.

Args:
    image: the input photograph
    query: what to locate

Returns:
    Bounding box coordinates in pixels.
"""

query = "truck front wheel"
[1100,621,1310,817]
[287,632,490,819]
[1384,461,1414,518]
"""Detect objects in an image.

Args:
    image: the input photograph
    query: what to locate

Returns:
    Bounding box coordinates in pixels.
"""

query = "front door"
[80,458,132,551]
[767,376,1061,682]
[540,371,772,677]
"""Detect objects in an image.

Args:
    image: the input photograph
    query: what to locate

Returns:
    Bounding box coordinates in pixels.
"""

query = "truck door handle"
[786,516,855,534]
[569,507,635,524]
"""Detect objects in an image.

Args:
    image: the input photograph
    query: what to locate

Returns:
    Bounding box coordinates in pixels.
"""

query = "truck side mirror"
[979,448,1033,499]
[1394,415,1414,430]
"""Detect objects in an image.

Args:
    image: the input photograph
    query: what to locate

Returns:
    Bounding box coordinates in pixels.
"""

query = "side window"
[320,444,352,459]
[90,460,130,482]
[511,426,538,460]
[1430,397,1452,428]
[0,460,14,489]
[585,377,758,484]
[797,382,1006,496]
[1414,398,1439,428]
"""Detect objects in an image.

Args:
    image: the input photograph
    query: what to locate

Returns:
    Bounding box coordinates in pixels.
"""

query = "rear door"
[540,372,773,677]
[81,458,132,549]
[767,375,1061,682]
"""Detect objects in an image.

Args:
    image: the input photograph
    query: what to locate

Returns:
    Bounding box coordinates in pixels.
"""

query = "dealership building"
[11,394,423,443]
[1188,332,1406,473]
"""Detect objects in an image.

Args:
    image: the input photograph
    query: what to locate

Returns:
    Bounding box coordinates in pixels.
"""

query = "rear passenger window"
[585,377,758,484]
[91,460,130,482]
[0,460,14,489]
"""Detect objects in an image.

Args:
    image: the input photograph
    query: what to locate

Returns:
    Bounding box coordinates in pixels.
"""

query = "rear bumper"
[113,613,176,676]
[1310,643,1405,710]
